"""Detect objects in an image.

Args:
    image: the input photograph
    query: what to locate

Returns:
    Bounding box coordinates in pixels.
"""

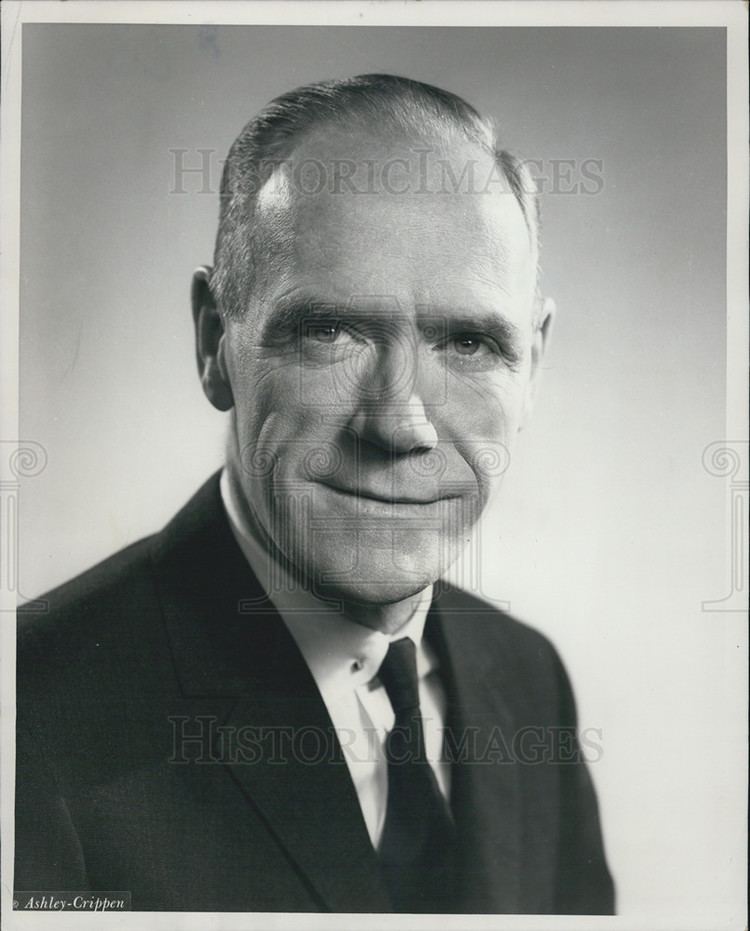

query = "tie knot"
[378,637,420,715]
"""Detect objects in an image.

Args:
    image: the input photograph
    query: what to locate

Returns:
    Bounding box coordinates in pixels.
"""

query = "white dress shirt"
[219,468,450,848]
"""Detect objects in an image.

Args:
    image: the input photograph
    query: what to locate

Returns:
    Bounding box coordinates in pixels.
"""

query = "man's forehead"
[252,124,535,305]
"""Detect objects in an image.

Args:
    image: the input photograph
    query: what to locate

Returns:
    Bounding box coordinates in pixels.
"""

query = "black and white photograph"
[1,2,747,928]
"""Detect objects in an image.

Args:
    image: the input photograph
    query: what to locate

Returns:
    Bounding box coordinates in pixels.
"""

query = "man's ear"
[191,265,234,412]
[520,296,556,428]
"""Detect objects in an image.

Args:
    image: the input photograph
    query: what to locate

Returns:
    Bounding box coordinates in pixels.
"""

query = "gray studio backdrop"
[19,25,732,920]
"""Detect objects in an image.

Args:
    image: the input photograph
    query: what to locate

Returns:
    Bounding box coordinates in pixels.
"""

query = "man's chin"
[296,543,453,607]
[311,574,435,608]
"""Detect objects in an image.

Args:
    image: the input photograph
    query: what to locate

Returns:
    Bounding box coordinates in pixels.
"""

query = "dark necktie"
[376,637,457,912]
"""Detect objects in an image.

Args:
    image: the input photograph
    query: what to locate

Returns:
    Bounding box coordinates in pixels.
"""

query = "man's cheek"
[297,358,367,413]
[442,389,516,495]
[444,375,513,436]
[235,360,310,427]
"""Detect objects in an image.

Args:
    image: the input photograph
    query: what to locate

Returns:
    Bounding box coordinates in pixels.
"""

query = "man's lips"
[318,482,460,506]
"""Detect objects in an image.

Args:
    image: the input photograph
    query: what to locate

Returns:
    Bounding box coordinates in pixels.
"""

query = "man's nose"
[349,343,438,454]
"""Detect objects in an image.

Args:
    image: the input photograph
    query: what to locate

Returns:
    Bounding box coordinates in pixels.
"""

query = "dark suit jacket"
[15,472,615,913]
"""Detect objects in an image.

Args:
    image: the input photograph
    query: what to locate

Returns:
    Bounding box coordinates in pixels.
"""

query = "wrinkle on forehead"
[250,126,536,312]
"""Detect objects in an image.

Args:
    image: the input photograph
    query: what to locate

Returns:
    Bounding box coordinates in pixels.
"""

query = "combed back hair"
[211,73,539,318]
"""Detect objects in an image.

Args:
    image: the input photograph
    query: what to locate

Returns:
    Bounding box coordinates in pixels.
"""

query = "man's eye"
[306,323,340,343]
[452,335,490,357]
[433,332,507,372]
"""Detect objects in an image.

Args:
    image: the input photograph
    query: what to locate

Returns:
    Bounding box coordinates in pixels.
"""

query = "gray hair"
[211,73,539,318]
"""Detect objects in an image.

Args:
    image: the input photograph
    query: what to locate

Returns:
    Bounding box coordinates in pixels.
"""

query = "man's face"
[220,127,545,604]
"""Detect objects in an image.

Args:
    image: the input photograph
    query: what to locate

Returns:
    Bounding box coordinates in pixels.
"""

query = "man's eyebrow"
[423,308,521,342]
[419,307,524,355]
[418,307,525,368]
[261,297,343,341]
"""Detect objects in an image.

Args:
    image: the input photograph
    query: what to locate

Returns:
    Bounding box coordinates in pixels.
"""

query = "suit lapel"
[150,473,390,911]
[426,586,522,913]
[218,676,391,911]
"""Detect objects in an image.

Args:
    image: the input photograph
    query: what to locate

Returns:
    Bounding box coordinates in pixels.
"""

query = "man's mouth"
[318,482,459,506]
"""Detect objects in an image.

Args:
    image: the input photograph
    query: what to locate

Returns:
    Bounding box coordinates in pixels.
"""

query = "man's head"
[193,73,553,607]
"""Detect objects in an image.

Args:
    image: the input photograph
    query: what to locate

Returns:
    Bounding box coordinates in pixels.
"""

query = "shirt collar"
[219,467,435,696]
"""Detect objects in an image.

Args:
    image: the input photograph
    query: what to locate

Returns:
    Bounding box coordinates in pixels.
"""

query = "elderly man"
[15,74,614,914]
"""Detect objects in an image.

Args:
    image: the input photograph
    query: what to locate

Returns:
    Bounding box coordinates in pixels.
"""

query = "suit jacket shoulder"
[19,534,160,687]
[429,582,578,726]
